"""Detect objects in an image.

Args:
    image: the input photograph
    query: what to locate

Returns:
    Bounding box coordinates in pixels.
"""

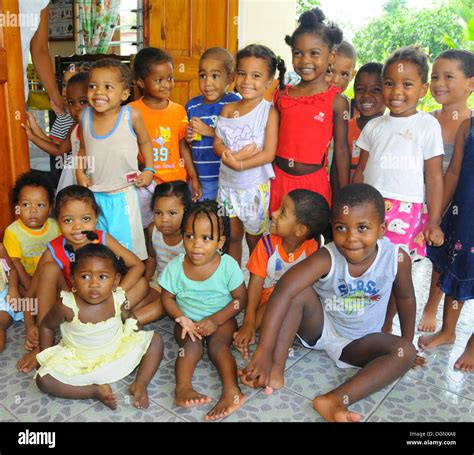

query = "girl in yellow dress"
[36,243,163,410]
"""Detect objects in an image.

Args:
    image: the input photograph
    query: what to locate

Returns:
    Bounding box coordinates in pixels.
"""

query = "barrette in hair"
[82,230,100,243]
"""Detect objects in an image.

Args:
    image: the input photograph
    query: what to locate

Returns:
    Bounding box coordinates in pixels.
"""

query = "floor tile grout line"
[363,376,404,422]
[405,375,474,403]
[0,403,20,422]
[146,397,188,422]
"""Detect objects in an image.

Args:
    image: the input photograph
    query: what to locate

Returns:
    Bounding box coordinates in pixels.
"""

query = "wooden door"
[0,0,30,235]
[144,0,239,106]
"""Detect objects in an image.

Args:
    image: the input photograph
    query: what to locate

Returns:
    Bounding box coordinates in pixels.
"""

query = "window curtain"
[77,0,122,54]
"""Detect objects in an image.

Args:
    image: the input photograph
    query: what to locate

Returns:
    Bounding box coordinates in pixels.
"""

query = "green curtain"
[77,0,122,54]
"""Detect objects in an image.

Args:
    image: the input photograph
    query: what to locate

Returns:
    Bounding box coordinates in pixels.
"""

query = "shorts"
[270,164,331,214]
[199,178,219,201]
[296,309,355,369]
[217,182,270,235]
[384,198,427,262]
[137,180,158,228]
[0,289,24,322]
[94,186,148,260]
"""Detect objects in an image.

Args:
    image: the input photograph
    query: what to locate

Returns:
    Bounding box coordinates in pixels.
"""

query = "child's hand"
[238,348,272,388]
[136,170,154,188]
[424,221,444,247]
[176,316,202,342]
[190,175,202,201]
[21,120,34,141]
[221,149,240,171]
[185,126,195,144]
[233,324,256,360]
[77,173,92,188]
[233,144,258,161]
[196,316,218,337]
[189,117,215,138]
[24,325,39,351]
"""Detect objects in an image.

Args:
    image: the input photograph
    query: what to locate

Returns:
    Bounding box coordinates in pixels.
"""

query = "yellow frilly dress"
[36,288,154,386]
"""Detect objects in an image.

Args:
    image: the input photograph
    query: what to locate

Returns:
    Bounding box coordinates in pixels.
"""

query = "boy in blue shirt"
[185,47,240,200]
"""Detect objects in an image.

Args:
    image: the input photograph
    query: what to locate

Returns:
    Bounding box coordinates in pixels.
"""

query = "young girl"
[36,243,163,409]
[0,244,21,352]
[16,185,149,373]
[418,49,474,332]
[269,7,350,215]
[159,200,248,420]
[213,44,284,265]
[419,116,474,372]
[240,184,418,422]
[133,181,191,326]
[76,59,154,259]
[233,189,330,359]
[353,46,445,331]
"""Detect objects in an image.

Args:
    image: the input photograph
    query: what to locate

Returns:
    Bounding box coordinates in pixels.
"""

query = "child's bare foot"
[417,307,438,332]
[313,393,361,422]
[129,381,150,409]
[454,337,474,372]
[96,384,117,410]
[418,331,456,350]
[175,386,211,408]
[16,347,39,373]
[205,390,246,421]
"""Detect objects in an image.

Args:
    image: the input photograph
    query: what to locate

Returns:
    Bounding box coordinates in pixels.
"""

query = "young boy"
[233,190,330,359]
[327,41,357,95]
[23,72,90,193]
[2,171,60,351]
[239,184,418,422]
[348,63,385,181]
[418,49,474,333]
[131,47,201,227]
[185,47,240,201]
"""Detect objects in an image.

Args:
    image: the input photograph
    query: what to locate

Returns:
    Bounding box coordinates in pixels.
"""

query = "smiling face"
[430,58,474,106]
[354,72,385,119]
[183,213,225,267]
[199,58,233,103]
[72,256,120,305]
[87,67,130,113]
[383,60,428,117]
[292,32,334,84]
[329,55,356,92]
[332,203,386,266]
[17,186,51,230]
[57,199,98,249]
[270,195,307,239]
[138,62,174,101]
[153,195,185,237]
[66,82,88,122]
[235,56,273,101]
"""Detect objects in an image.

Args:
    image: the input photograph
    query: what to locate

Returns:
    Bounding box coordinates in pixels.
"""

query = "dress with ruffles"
[427,117,474,300]
[36,288,154,386]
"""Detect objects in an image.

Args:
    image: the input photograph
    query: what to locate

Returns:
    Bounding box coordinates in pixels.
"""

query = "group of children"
[0,7,472,422]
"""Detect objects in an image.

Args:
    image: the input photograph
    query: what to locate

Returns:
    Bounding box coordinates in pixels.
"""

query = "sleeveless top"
[216,99,275,189]
[57,125,81,194]
[151,227,184,278]
[313,237,401,340]
[275,84,340,166]
[47,230,106,290]
[81,105,139,193]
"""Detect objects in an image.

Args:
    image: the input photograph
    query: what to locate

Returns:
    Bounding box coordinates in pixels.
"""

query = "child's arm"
[221,107,279,171]
[233,274,264,358]
[189,117,215,138]
[76,125,92,187]
[105,234,145,292]
[131,108,155,188]
[9,258,31,291]
[144,224,157,282]
[39,302,68,351]
[24,112,52,142]
[243,249,332,387]
[392,249,416,342]
[24,127,72,158]
[179,139,202,200]
[161,287,201,341]
[352,149,369,184]
[442,118,469,212]
[424,155,444,246]
[331,94,351,190]
[0,245,20,301]
[196,282,247,337]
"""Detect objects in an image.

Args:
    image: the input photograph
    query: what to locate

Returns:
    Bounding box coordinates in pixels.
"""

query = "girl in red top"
[17,185,149,374]
[270,7,350,213]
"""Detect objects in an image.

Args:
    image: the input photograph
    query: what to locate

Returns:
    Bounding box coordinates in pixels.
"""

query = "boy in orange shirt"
[130,47,201,227]
[233,189,330,359]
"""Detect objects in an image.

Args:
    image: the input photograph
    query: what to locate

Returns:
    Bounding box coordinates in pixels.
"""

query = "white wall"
[238,0,297,74]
